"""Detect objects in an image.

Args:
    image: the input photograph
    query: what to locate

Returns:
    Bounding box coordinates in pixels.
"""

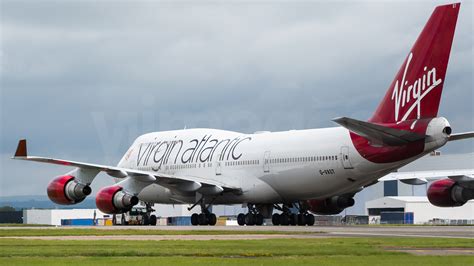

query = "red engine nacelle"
[47,175,92,205]
[427,179,474,207]
[95,185,139,214]
[306,195,355,215]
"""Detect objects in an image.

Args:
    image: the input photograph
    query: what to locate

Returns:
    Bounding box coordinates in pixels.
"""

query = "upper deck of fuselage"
[134,126,346,143]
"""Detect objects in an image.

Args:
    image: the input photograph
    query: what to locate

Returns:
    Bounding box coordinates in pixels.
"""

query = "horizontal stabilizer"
[449,131,474,141]
[333,117,426,146]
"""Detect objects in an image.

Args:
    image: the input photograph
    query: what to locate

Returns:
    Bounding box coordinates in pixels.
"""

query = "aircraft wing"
[12,139,239,194]
[379,169,474,187]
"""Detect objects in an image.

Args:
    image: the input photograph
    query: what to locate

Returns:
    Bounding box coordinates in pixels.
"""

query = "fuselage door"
[263,151,271,173]
[215,153,222,175]
[340,146,354,169]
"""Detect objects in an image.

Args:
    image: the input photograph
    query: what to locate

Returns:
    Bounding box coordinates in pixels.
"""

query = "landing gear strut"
[190,197,217,226]
[144,202,157,226]
[271,203,315,226]
[237,204,264,226]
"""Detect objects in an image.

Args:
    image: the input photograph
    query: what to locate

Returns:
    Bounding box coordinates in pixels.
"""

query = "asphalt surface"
[2,225,473,239]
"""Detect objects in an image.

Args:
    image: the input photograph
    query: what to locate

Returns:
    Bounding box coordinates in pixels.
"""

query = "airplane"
[12,2,474,226]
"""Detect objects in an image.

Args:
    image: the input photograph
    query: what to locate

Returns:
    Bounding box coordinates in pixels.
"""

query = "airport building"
[23,209,107,226]
[365,196,474,225]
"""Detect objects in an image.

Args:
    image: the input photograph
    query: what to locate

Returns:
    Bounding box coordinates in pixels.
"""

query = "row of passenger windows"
[168,163,213,170]
[137,155,339,172]
[136,163,216,172]
[267,155,337,164]
[225,160,259,167]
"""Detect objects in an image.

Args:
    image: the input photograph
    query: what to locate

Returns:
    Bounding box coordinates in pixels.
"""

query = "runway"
[95,225,474,239]
[2,225,473,239]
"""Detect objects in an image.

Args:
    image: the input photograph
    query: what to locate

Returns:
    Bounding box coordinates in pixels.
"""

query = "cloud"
[0,0,472,196]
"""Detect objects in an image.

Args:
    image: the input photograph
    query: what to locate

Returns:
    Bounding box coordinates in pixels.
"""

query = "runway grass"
[0,237,472,265]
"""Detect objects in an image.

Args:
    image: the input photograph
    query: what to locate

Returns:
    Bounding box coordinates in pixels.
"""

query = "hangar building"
[23,209,107,226]
[365,196,474,224]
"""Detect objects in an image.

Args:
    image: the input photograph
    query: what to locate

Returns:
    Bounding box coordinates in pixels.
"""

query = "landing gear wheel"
[305,213,315,226]
[237,213,245,226]
[150,215,157,226]
[207,213,217,226]
[245,213,255,225]
[143,215,150,226]
[198,213,208,225]
[297,213,306,226]
[280,213,290,226]
[272,213,281,225]
[255,214,264,226]
[191,213,199,226]
[289,214,298,226]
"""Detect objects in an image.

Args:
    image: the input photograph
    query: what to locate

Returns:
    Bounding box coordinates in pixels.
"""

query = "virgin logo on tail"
[391,52,443,122]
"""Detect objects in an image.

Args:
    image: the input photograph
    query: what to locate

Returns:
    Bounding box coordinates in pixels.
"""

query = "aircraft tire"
[280,213,290,226]
[150,215,157,226]
[297,214,306,226]
[289,214,298,226]
[207,213,217,226]
[143,215,150,226]
[272,213,281,225]
[191,213,199,226]
[305,213,315,226]
[198,213,208,225]
[245,213,255,226]
[255,214,264,226]
[237,213,246,226]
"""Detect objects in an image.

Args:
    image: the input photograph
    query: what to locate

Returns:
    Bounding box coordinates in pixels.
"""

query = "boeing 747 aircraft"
[13,3,474,226]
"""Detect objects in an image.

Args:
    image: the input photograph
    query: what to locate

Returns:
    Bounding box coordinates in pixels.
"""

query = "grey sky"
[1,0,473,197]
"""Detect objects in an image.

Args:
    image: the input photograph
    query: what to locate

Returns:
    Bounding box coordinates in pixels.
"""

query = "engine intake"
[306,195,355,215]
[47,175,91,205]
[95,185,139,214]
[427,179,474,207]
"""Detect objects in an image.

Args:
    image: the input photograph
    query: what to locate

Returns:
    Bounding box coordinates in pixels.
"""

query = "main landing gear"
[237,204,264,226]
[189,198,217,226]
[143,202,157,226]
[271,203,315,226]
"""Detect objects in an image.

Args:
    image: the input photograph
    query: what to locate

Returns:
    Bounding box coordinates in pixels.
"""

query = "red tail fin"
[370,3,460,124]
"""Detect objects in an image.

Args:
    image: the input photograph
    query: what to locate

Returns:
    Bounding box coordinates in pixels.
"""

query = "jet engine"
[427,179,474,207]
[47,175,91,205]
[95,185,139,214]
[306,195,355,215]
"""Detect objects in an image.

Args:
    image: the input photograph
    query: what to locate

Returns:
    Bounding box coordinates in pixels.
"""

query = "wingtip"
[14,139,27,157]
[332,117,349,126]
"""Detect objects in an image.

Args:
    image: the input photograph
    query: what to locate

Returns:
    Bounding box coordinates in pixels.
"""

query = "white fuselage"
[116,126,431,205]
